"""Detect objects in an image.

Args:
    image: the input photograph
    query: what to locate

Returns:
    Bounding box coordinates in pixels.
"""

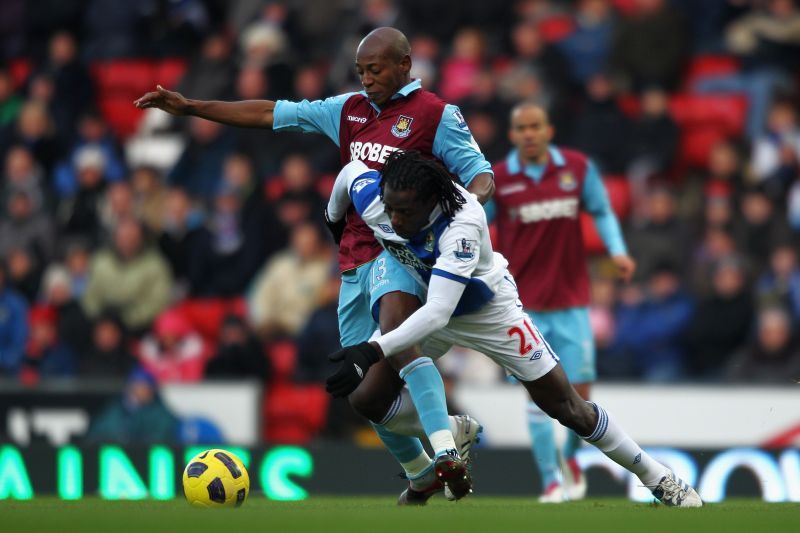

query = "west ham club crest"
[391,115,414,138]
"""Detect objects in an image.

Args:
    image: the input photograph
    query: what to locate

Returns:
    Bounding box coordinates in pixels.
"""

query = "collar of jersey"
[360,79,422,115]
[506,146,566,182]
[407,205,447,243]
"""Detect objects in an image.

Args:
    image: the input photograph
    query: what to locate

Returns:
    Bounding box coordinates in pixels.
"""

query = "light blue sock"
[371,422,426,464]
[527,401,561,489]
[399,357,454,458]
[562,429,583,462]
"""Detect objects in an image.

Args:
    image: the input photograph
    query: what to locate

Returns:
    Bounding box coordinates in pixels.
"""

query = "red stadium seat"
[154,58,188,89]
[537,16,575,43]
[97,95,146,139]
[264,384,329,444]
[264,179,286,201]
[683,54,740,89]
[581,175,631,255]
[612,0,638,16]
[316,174,337,197]
[668,94,748,135]
[268,340,298,383]
[173,298,247,344]
[8,58,31,89]
[91,60,155,96]
[678,126,731,169]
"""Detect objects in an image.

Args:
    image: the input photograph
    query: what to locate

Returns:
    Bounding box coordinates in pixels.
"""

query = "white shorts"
[419,274,560,382]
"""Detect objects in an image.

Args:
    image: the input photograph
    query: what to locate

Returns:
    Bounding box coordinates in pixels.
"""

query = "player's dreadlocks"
[380,150,466,218]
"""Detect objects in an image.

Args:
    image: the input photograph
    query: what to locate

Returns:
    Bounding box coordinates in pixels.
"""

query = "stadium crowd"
[1,0,800,414]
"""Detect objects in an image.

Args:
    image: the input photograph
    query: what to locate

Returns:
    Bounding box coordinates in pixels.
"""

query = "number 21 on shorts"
[507,317,545,361]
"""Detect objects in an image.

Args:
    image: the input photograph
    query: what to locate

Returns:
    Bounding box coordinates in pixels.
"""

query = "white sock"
[382,387,460,441]
[582,402,667,489]
[402,451,434,490]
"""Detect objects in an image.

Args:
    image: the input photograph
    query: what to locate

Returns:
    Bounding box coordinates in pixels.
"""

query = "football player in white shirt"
[324,150,702,507]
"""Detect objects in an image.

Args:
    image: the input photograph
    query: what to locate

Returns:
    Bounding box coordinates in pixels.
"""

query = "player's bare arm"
[134,85,276,128]
[467,171,495,205]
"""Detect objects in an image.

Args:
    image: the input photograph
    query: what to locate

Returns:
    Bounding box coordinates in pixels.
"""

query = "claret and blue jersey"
[328,160,509,320]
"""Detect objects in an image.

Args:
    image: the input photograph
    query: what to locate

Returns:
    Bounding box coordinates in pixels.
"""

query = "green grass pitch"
[3,497,798,533]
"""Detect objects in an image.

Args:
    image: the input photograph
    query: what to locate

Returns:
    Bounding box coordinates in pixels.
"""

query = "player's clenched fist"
[133,85,190,115]
[325,342,381,397]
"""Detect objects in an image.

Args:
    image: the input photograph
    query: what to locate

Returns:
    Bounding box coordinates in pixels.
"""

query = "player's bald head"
[510,102,550,126]
[357,27,411,62]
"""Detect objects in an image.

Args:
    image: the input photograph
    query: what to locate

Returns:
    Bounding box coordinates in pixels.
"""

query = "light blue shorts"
[337,250,426,347]
[525,307,596,384]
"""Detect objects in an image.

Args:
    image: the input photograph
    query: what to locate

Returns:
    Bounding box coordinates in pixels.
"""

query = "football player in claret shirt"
[489,102,635,502]
[325,149,701,508]
[135,27,492,502]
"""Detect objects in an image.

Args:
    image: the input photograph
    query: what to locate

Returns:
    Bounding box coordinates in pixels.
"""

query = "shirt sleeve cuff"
[272,100,299,130]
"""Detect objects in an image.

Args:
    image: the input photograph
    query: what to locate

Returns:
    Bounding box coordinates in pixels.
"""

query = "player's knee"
[347,387,386,423]
[547,396,594,436]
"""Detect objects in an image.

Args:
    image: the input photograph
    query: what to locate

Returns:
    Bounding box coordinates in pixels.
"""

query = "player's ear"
[399,54,412,74]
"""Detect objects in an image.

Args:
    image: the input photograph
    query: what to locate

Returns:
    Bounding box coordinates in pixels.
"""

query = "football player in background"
[489,103,635,502]
[135,27,493,503]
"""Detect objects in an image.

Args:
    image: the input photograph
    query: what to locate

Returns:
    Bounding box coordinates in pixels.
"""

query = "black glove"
[325,342,381,398]
[324,208,346,245]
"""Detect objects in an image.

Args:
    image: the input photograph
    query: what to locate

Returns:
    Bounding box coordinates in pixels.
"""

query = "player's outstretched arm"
[134,85,276,128]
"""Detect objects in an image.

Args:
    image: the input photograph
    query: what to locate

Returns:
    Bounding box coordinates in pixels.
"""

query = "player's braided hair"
[379,150,466,218]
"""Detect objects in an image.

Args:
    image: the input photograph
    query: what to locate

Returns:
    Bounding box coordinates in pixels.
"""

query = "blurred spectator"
[205,314,271,380]
[248,221,334,338]
[707,140,745,198]
[6,246,42,302]
[725,306,800,383]
[271,153,327,229]
[39,264,90,356]
[409,34,440,88]
[756,243,800,324]
[57,145,108,244]
[186,179,275,297]
[82,217,173,333]
[295,273,341,383]
[588,275,617,359]
[36,31,94,141]
[81,312,136,378]
[497,21,570,115]
[610,0,690,91]
[440,28,487,103]
[751,99,800,198]
[85,368,181,444]
[0,189,55,264]
[177,33,235,101]
[725,0,800,71]
[168,117,235,199]
[20,305,76,382]
[99,181,136,240]
[685,258,754,379]
[53,110,126,197]
[2,145,50,216]
[0,262,28,376]
[63,238,92,298]
[627,185,692,280]
[610,263,693,381]
[131,165,168,233]
[0,68,22,127]
[734,187,793,272]
[0,99,61,173]
[689,226,739,297]
[136,308,209,383]
[557,0,616,85]
[569,72,631,173]
[238,3,294,97]
[158,187,204,285]
[627,87,679,176]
